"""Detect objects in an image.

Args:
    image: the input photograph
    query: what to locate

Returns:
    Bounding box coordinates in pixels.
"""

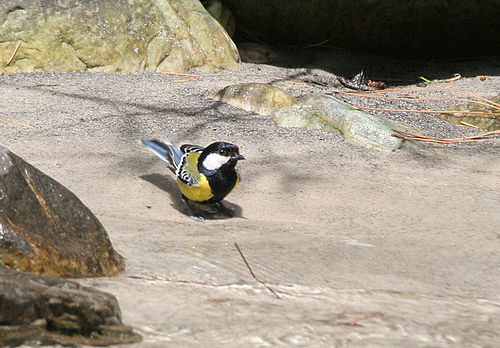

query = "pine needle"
[0,117,34,128]
[163,72,200,78]
[331,91,497,111]
[6,42,21,66]
[339,86,499,110]
[167,80,188,83]
[234,242,280,299]
[352,105,499,118]
[392,129,499,144]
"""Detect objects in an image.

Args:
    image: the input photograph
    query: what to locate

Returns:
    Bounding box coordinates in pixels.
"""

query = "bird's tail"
[141,139,183,171]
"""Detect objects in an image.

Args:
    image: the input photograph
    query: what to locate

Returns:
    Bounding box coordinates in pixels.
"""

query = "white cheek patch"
[203,153,230,170]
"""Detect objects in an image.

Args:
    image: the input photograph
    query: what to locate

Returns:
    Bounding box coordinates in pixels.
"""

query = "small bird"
[142,139,245,221]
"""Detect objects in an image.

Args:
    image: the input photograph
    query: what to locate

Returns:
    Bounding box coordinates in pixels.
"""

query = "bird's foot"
[190,215,205,223]
[183,196,205,222]
[216,201,233,218]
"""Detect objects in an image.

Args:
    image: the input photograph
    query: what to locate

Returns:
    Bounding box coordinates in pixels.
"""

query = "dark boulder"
[0,145,124,277]
[0,266,141,346]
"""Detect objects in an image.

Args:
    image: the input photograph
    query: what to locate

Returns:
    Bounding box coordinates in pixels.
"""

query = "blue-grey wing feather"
[142,139,203,186]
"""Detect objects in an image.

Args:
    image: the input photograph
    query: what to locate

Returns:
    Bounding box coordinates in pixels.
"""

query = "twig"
[459,121,481,129]
[391,129,500,143]
[345,86,450,94]
[342,87,500,109]
[445,87,500,109]
[167,79,188,83]
[163,72,200,78]
[438,73,462,83]
[419,73,462,84]
[234,242,280,299]
[0,117,34,128]
[6,42,22,66]
[34,83,60,87]
[301,38,331,49]
[352,105,499,117]
[393,129,500,140]
[392,134,490,143]
[330,91,497,111]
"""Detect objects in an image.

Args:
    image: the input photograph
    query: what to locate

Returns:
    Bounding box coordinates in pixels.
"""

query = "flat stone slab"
[0,54,498,346]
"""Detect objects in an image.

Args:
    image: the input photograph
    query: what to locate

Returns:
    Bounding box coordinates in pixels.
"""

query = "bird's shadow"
[140,173,244,220]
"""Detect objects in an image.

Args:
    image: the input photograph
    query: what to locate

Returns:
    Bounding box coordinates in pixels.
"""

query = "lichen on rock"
[0,0,240,73]
[212,82,297,115]
[439,94,500,131]
[273,94,404,151]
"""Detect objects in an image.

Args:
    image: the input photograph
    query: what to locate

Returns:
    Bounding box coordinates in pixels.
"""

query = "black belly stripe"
[203,167,238,203]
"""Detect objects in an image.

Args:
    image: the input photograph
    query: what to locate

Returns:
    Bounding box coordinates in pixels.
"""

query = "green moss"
[0,0,239,73]
[274,94,405,151]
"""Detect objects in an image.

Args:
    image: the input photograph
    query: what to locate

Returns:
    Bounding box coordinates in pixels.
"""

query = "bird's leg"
[216,201,233,218]
[182,195,204,222]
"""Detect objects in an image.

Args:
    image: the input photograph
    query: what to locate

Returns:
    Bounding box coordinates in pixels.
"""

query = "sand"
[1,49,499,347]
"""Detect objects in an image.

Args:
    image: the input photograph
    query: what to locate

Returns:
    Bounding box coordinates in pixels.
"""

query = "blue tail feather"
[141,139,178,166]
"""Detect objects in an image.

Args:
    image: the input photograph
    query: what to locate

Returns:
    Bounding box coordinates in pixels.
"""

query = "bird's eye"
[219,148,228,156]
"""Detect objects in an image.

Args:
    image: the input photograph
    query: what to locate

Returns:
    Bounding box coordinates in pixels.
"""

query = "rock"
[0,145,124,277]
[0,266,142,346]
[273,94,404,151]
[237,42,280,63]
[221,0,499,58]
[438,94,500,131]
[203,0,235,37]
[212,83,297,115]
[0,0,240,73]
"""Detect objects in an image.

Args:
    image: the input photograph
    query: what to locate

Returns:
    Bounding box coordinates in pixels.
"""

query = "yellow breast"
[177,174,214,202]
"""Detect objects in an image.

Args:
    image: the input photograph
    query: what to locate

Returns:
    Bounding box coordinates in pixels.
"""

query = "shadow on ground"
[140,173,243,220]
[239,44,500,84]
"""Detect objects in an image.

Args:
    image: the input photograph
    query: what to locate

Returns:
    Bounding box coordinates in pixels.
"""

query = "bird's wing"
[176,151,202,186]
[180,144,204,154]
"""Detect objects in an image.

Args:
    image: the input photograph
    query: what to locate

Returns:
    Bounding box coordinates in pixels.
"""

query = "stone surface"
[222,0,500,58]
[439,94,500,131]
[0,60,498,347]
[237,42,280,63]
[0,266,141,346]
[212,82,297,115]
[0,146,124,277]
[204,0,235,37]
[273,94,404,151]
[0,0,240,73]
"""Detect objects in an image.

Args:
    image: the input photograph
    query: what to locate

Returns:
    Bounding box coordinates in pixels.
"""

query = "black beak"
[234,154,245,160]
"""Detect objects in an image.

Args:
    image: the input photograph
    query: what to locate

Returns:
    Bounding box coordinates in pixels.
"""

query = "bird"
[141,139,245,222]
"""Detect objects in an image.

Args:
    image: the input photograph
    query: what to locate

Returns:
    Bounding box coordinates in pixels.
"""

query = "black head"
[199,142,245,171]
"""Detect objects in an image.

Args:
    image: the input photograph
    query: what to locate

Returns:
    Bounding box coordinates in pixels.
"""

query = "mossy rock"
[273,94,404,151]
[212,83,297,115]
[0,0,240,73]
[438,94,500,131]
